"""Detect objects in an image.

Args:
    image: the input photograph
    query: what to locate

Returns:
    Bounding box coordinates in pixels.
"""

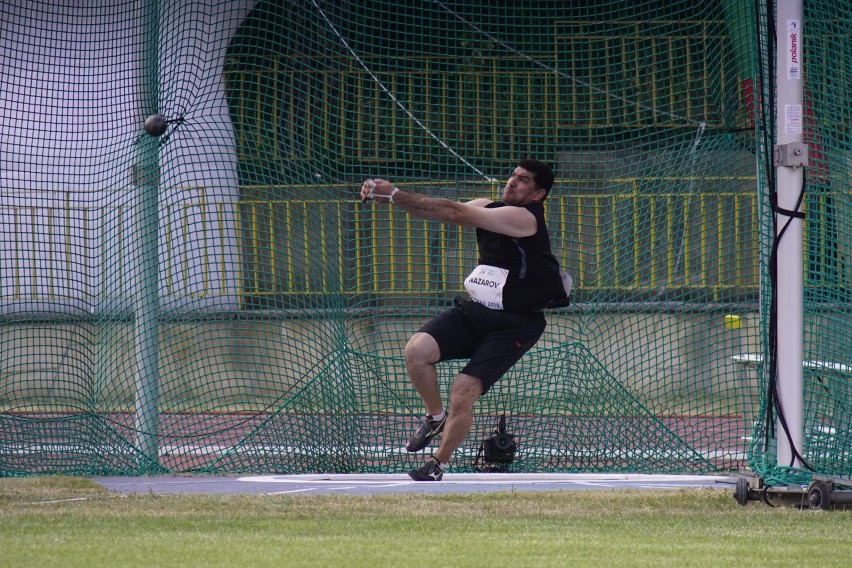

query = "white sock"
[431,456,449,469]
[429,409,445,421]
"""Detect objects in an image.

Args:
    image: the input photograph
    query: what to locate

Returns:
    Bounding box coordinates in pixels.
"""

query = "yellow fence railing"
[0,186,763,307]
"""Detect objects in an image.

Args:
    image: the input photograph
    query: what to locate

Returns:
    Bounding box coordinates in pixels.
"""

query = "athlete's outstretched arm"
[360,179,536,238]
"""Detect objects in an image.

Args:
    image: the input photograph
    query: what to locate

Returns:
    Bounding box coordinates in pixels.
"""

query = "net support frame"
[774,0,805,469]
[132,0,163,466]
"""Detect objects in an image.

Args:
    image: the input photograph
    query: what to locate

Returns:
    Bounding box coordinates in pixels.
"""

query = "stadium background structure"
[1,0,850,488]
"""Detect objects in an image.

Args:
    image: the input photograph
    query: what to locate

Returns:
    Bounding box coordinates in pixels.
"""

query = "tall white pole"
[775,0,805,468]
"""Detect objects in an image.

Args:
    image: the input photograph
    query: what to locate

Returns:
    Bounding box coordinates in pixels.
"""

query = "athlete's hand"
[361,179,398,203]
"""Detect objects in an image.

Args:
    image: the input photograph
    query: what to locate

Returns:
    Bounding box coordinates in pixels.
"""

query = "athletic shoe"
[405,413,448,452]
[408,456,445,481]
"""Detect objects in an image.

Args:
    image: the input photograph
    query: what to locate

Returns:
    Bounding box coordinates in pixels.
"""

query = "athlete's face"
[501,167,546,206]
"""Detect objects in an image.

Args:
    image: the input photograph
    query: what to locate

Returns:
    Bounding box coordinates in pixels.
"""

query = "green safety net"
[0,0,848,482]
[749,1,852,487]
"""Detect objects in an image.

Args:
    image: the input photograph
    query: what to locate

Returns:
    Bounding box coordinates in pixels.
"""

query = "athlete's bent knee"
[404,332,440,366]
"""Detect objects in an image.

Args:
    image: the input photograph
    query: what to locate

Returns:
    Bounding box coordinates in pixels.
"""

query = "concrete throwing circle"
[236,473,735,495]
[94,473,735,496]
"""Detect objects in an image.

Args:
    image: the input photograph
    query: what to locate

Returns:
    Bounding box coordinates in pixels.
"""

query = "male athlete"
[360,159,570,481]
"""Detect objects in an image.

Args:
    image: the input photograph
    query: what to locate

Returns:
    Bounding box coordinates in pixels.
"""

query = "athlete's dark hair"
[517,158,555,195]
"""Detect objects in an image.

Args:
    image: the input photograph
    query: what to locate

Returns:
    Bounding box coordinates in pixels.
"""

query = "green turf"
[1,476,851,567]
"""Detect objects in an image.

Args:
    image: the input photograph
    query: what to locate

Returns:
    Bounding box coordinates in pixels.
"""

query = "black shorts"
[417,298,546,393]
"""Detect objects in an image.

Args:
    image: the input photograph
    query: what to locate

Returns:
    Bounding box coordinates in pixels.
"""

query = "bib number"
[464,265,509,310]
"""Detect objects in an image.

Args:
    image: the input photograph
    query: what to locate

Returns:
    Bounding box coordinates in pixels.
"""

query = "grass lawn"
[1,476,851,567]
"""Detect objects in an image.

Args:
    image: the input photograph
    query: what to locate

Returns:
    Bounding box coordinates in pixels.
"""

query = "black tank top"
[473,201,568,312]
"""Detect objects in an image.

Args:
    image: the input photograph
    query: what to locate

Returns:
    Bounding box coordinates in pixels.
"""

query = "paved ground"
[93,473,737,496]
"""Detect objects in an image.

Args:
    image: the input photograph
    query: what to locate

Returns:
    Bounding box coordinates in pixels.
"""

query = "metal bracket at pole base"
[773,142,809,168]
[733,473,852,510]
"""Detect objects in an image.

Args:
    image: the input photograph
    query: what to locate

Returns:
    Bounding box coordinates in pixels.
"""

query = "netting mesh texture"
[0,0,849,482]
